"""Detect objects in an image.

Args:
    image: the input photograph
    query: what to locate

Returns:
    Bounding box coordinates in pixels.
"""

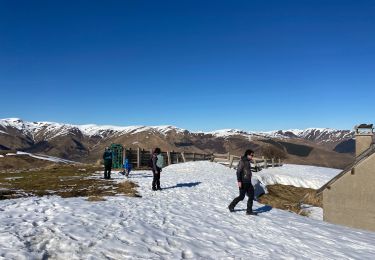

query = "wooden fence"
[212,153,283,171]
[121,148,282,171]
[123,148,213,169]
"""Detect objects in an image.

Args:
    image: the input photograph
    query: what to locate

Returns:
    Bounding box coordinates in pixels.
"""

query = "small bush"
[261,145,287,160]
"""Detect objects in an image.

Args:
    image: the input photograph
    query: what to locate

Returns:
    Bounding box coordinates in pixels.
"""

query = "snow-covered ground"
[300,204,323,221]
[253,164,342,189]
[15,151,78,164]
[0,151,78,165]
[1,162,374,259]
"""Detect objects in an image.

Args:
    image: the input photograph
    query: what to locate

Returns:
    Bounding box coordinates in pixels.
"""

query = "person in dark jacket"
[103,147,113,179]
[228,149,257,215]
[151,148,162,191]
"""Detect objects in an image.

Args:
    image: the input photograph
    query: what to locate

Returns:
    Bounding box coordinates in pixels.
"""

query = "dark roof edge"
[317,144,375,195]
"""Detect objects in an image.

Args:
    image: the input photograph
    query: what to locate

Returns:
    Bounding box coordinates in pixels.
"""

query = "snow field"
[0,161,374,259]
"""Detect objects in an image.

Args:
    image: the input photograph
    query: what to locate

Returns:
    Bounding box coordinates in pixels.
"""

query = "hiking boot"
[152,187,157,191]
[228,206,235,212]
[246,212,258,216]
[157,187,162,191]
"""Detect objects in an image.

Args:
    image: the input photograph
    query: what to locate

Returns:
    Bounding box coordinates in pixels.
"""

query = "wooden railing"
[123,148,213,169]
[212,153,283,171]
[122,148,282,171]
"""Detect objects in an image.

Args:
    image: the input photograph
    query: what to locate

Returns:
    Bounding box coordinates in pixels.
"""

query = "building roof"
[317,144,375,195]
[355,124,373,129]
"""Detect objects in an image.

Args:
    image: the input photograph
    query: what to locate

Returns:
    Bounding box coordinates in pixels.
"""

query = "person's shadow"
[254,205,272,213]
[233,205,272,214]
[163,182,202,190]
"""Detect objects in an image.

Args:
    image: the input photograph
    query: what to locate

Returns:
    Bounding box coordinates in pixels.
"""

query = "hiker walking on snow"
[228,149,257,215]
[151,148,164,191]
[103,147,113,179]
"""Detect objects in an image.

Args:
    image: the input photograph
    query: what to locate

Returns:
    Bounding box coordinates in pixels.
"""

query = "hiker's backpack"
[104,151,112,160]
[156,154,165,168]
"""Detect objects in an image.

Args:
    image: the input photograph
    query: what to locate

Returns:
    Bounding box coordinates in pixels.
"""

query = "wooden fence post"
[229,155,234,168]
[272,158,275,168]
[278,158,281,166]
[263,156,267,169]
[181,152,186,163]
[137,148,141,168]
[193,153,196,161]
[167,151,171,165]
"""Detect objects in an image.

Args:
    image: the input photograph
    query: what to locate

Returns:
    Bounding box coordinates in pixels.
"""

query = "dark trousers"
[152,171,161,189]
[229,182,255,213]
[104,162,112,179]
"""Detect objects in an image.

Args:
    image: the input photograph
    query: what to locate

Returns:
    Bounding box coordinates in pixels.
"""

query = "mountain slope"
[0,118,354,168]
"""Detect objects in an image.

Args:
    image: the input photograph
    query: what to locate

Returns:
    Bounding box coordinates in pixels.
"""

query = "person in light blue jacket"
[121,158,132,177]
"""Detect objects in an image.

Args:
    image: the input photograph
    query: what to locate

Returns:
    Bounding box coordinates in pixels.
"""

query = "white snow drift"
[0,151,78,164]
[0,161,374,259]
[15,151,78,164]
[253,164,341,189]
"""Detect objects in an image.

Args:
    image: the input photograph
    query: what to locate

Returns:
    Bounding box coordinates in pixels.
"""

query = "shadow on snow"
[234,205,273,214]
[163,182,202,190]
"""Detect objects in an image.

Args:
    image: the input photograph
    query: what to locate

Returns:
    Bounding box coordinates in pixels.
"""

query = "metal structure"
[110,144,124,169]
[355,124,374,134]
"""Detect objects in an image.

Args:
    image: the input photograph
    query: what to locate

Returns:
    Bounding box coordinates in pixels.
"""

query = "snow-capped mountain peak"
[0,118,187,140]
[0,118,353,143]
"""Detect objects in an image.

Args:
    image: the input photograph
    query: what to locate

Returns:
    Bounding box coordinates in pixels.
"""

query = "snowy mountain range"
[0,118,354,142]
[0,118,355,168]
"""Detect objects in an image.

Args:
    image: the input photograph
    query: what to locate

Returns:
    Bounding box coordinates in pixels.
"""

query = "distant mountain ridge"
[0,118,354,142]
[0,118,355,169]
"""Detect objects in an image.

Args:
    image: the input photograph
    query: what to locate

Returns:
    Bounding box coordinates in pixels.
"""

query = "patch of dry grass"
[116,181,140,197]
[0,154,56,172]
[0,189,18,200]
[87,196,107,202]
[0,165,140,200]
[258,184,322,214]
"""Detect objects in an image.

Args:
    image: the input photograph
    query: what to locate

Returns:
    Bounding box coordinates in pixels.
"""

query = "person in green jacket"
[103,147,113,179]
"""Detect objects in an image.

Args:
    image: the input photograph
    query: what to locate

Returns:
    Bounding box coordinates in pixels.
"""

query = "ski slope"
[253,164,342,189]
[0,162,374,259]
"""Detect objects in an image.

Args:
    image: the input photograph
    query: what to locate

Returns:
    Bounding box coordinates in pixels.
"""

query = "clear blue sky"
[0,0,374,131]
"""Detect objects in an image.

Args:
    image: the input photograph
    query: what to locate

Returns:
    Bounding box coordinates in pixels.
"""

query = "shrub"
[261,145,287,160]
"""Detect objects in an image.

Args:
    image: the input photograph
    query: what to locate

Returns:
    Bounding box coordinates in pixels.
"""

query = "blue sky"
[0,0,374,131]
